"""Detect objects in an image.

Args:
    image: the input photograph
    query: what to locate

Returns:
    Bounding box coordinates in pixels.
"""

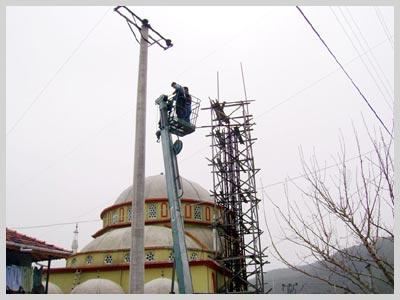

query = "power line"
[6,11,393,253]
[296,6,392,138]
[8,219,101,230]
[260,176,331,250]
[329,7,393,111]
[6,7,112,137]
[46,37,390,183]
[255,37,390,119]
[344,7,394,98]
[7,9,393,214]
[259,147,392,252]
[8,9,270,190]
[7,10,273,191]
[339,7,393,108]
[8,36,391,195]
[374,7,394,50]
[15,107,133,188]
[191,38,391,167]
[11,151,385,258]
[174,10,272,80]
[257,148,376,191]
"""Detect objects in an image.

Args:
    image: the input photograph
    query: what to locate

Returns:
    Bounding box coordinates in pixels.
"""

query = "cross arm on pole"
[114,6,173,50]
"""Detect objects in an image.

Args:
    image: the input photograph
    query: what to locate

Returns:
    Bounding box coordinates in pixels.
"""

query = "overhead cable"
[374,7,394,50]
[10,37,391,193]
[296,6,392,138]
[329,7,393,110]
[6,7,112,137]
[9,219,101,230]
[257,147,377,191]
[255,37,390,119]
[344,7,394,97]
[338,7,394,107]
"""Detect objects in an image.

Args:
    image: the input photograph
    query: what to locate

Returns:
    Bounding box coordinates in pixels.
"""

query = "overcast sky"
[6,6,394,271]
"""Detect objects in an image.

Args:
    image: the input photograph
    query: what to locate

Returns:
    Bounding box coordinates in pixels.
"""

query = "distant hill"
[250,237,393,294]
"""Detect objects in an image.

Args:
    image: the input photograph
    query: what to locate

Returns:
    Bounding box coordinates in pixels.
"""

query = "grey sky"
[6,6,394,270]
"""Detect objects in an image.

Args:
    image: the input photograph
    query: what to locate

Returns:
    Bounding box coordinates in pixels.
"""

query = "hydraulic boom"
[155,94,193,293]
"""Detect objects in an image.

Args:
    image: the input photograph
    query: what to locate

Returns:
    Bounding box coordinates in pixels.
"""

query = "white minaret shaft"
[71,223,79,254]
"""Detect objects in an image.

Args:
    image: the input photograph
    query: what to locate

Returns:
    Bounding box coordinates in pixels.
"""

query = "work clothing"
[172,83,187,120]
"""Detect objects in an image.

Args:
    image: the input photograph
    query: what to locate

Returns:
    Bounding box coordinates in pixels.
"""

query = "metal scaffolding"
[204,98,267,293]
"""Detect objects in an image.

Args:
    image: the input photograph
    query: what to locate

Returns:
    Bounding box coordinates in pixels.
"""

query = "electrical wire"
[173,10,273,80]
[255,37,390,119]
[344,7,394,97]
[257,147,376,191]
[126,19,140,44]
[8,8,394,224]
[296,6,392,138]
[8,11,272,190]
[339,7,394,108]
[191,38,392,165]
[8,219,101,230]
[9,34,392,199]
[329,7,393,111]
[260,176,331,249]
[374,7,394,50]
[6,7,112,137]
[185,37,392,165]
[16,107,133,188]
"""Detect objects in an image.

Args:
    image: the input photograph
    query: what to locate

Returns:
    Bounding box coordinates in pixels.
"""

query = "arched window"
[119,207,124,222]
[168,252,174,261]
[85,255,93,265]
[194,205,202,220]
[145,252,155,261]
[189,252,198,260]
[127,207,133,221]
[124,252,130,263]
[205,207,211,221]
[148,203,157,219]
[104,255,113,264]
[184,204,192,218]
[112,212,118,224]
[161,202,168,218]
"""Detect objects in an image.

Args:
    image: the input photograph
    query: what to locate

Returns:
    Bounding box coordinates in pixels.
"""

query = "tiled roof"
[6,228,71,254]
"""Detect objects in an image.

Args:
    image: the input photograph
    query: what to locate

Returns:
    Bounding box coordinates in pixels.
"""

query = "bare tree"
[265,127,394,294]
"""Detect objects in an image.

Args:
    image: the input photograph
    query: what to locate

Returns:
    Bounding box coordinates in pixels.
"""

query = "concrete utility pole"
[129,20,149,294]
[114,6,173,294]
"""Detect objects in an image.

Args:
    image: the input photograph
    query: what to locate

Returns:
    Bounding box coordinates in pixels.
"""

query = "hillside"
[250,237,393,294]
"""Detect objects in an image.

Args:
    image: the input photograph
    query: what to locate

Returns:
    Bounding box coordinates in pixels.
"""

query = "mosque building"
[48,174,227,293]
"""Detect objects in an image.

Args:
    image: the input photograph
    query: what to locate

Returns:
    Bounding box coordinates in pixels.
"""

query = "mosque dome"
[144,278,179,294]
[70,279,124,294]
[50,174,222,294]
[81,225,204,252]
[42,281,62,294]
[114,174,212,205]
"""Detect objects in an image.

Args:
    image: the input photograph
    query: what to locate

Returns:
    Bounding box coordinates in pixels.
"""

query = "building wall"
[49,265,223,293]
[100,200,219,229]
[66,248,210,268]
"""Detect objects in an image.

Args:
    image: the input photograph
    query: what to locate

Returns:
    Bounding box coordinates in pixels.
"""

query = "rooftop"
[6,228,72,261]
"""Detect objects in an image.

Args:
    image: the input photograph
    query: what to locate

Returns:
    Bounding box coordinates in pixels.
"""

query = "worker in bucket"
[183,86,192,123]
[171,82,187,120]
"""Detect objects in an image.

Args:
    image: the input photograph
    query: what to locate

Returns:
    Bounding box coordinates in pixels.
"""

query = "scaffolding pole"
[203,98,268,293]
